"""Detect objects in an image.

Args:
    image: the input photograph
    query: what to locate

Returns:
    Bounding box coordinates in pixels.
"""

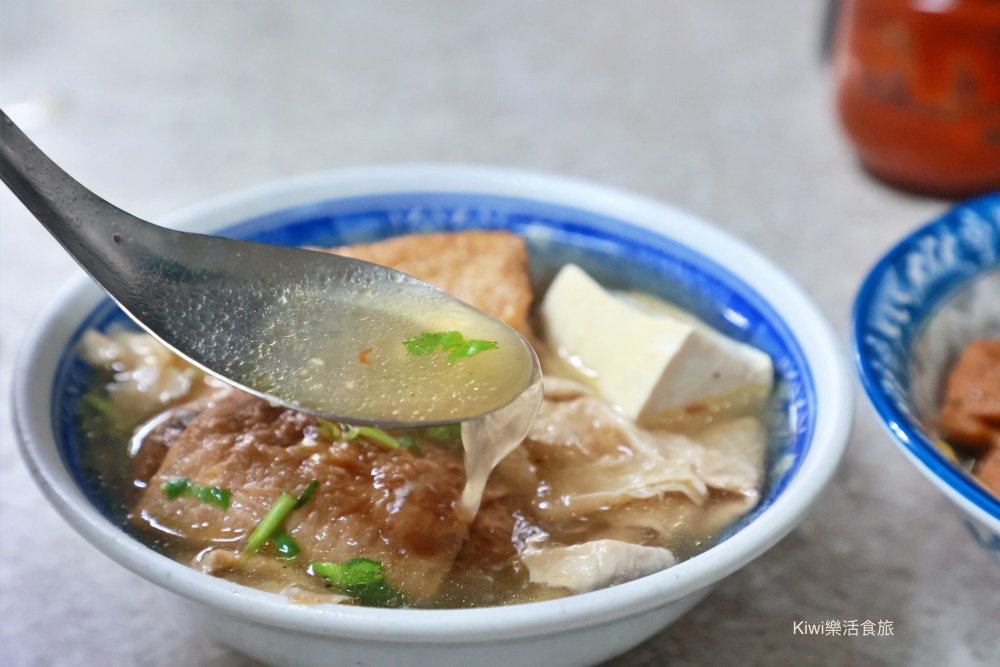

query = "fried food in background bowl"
[853,191,1000,567]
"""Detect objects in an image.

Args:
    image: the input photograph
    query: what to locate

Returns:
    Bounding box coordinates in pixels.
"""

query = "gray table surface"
[2,2,998,666]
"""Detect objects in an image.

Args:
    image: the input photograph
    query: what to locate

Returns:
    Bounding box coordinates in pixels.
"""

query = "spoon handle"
[0,109,158,292]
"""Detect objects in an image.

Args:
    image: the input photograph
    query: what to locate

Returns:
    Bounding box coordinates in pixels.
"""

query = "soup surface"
[77,230,775,608]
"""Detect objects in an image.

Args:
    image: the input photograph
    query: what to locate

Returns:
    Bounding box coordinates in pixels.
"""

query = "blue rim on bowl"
[852,191,1000,527]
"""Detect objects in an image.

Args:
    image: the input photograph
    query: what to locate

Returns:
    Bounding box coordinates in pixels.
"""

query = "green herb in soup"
[245,493,299,555]
[272,529,301,560]
[312,558,408,608]
[76,231,775,609]
[402,330,499,365]
[161,477,231,511]
[343,425,406,450]
[294,480,319,508]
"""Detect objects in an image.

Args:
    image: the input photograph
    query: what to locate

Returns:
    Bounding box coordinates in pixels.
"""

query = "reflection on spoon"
[0,109,540,426]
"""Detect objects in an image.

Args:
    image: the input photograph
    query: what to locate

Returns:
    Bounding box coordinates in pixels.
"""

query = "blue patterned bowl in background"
[853,192,1000,566]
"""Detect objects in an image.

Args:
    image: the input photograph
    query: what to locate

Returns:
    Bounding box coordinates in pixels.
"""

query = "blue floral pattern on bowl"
[853,192,1000,565]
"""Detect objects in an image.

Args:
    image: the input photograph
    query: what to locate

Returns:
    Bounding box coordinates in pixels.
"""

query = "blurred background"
[1,1,997,666]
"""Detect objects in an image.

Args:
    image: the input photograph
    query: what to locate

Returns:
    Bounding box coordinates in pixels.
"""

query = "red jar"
[834,0,1000,198]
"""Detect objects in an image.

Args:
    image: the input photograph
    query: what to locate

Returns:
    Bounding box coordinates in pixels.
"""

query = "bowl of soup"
[14,166,853,667]
[853,191,1000,568]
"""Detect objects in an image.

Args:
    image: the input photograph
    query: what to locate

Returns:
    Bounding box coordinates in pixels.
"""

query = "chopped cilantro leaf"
[193,485,231,510]
[425,424,461,441]
[160,477,230,510]
[272,529,301,560]
[311,558,407,608]
[295,480,319,508]
[424,424,462,448]
[395,436,417,451]
[316,420,341,441]
[447,338,497,363]
[402,331,498,365]
[161,478,190,499]
[336,426,418,452]
[245,492,297,554]
[402,331,462,356]
[355,426,401,450]
[324,424,418,453]
[81,393,118,425]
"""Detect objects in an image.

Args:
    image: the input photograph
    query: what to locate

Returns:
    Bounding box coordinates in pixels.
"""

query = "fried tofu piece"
[324,231,534,336]
[133,392,469,600]
[939,339,1000,451]
[129,395,220,487]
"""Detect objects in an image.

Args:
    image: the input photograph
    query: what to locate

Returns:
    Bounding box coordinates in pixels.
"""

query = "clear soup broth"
[73,226,798,609]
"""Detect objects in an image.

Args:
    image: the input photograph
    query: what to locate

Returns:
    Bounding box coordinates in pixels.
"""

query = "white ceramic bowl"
[14,166,853,667]
[853,192,1000,567]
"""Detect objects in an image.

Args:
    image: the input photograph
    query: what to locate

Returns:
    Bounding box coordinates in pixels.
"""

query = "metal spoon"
[0,110,538,427]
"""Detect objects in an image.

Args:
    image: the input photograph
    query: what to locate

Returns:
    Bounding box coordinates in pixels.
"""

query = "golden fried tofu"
[133,392,469,600]
[324,231,534,336]
[939,339,1000,451]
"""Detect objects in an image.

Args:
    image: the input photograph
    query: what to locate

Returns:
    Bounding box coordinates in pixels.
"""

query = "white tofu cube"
[539,264,773,426]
